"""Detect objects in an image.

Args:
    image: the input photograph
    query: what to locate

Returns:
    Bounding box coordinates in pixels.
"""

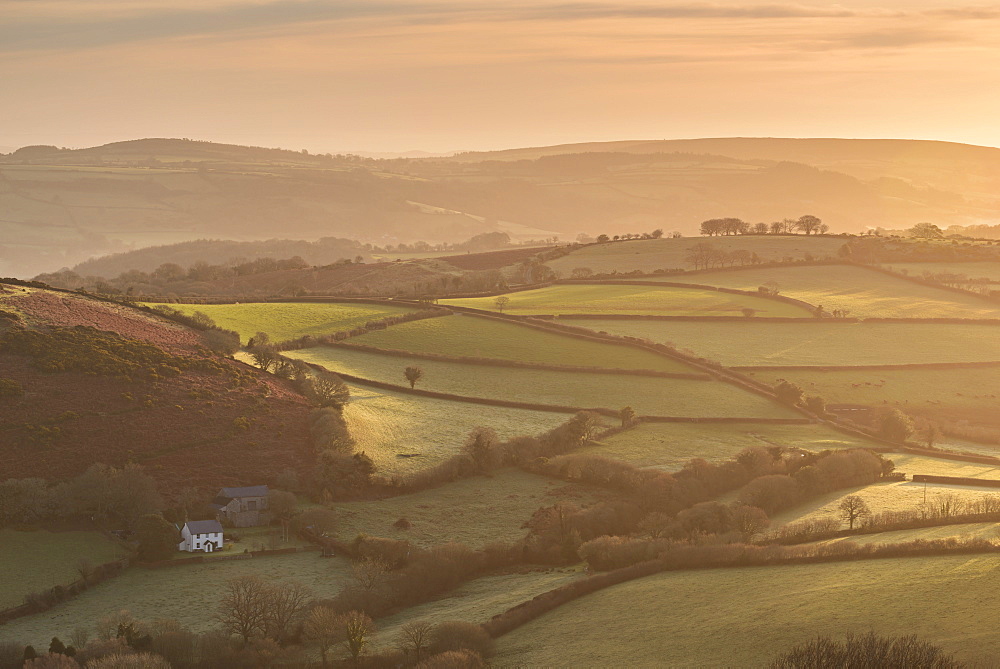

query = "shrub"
[428,622,494,658]
[416,649,484,669]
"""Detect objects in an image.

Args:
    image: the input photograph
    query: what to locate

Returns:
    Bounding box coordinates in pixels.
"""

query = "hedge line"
[0,557,129,626]
[557,278,819,312]
[734,360,1000,372]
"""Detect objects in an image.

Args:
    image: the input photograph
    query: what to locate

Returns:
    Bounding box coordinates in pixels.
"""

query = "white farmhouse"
[177,519,224,553]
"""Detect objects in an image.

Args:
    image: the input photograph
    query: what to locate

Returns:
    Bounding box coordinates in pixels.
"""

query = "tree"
[400,621,434,663]
[217,575,270,646]
[795,215,822,235]
[570,267,594,278]
[838,495,870,529]
[264,581,312,642]
[880,409,915,443]
[769,631,962,668]
[248,344,279,372]
[909,222,944,239]
[568,411,604,443]
[86,653,171,669]
[596,234,610,243]
[308,371,351,408]
[462,427,501,471]
[404,366,424,389]
[803,395,826,416]
[341,611,375,667]
[741,308,757,318]
[304,607,340,667]
[618,406,636,428]
[352,556,390,592]
[774,380,804,406]
[731,505,770,542]
[134,515,178,562]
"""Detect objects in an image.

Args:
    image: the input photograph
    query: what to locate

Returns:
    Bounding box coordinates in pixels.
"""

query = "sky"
[3,0,1000,153]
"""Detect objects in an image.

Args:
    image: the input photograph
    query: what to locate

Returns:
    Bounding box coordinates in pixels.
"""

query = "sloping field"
[0,530,126,609]
[495,554,1000,667]
[144,301,416,343]
[288,347,797,418]
[337,470,600,548]
[584,422,881,471]
[811,523,1000,548]
[769,480,1000,529]
[0,553,353,648]
[343,384,567,477]
[441,284,809,317]
[747,367,1000,427]
[348,313,696,373]
[373,568,583,651]
[548,236,845,275]
[663,264,1000,318]
[569,320,1000,366]
[885,261,1000,282]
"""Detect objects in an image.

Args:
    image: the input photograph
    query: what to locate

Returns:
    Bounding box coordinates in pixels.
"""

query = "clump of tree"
[769,631,963,668]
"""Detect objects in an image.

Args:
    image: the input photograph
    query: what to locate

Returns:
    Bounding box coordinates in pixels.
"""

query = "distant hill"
[0,282,314,490]
[5,136,1000,278]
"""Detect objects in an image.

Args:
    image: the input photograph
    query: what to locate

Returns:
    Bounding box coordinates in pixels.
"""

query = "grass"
[348,313,696,372]
[0,553,353,647]
[663,264,1000,318]
[567,320,1000,366]
[343,383,568,478]
[547,236,846,275]
[885,261,1000,282]
[495,554,1000,667]
[441,284,811,317]
[810,522,1000,548]
[287,347,797,418]
[583,422,882,471]
[335,469,601,549]
[0,530,126,609]
[372,567,583,651]
[143,302,416,343]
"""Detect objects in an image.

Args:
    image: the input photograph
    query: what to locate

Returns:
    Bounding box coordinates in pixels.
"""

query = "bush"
[416,649,484,669]
[428,622,494,659]
[769,631,963,668]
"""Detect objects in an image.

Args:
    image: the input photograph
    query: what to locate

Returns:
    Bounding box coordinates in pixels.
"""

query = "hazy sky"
[3,0,1000,153]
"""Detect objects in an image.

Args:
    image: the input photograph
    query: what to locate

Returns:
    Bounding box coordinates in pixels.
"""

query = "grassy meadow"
[548,236,846,275]
[663,264,1000,318]
[495,554,1000,667]
[0,553,353,647]
[144,301,416,343]
[288,347,797,418]
[336,470,600,548]
[885,261,1000,282]
[343,383,568,477]
[348,313,696,373]
[442,284,809,317]
[0,530,126,609]
[567,319,1000,366]
[583,422,882,471]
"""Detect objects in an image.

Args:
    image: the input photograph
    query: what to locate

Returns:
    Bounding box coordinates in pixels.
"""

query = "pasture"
[584,422,881,471]
[144,301,416,343]
[288,347,798,418]
[569,320,1000,367]
[337,470,600,548]
[0,530,126,609]
[664,264,1000,318]
[441,284,810,317]
[810,522,1000,548]
[495,554,1000,667]
[348,313,695,372]
[885,261,1000,283]
[0,553,353,647]
[548,236,846,275]
[343,383,568,477]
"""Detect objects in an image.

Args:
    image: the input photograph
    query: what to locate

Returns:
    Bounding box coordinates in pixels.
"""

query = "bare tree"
[217,575,270,646]
[352,556,390,592]
[494,296,510,313]
[304,606,340,668]
[341,611,375,667]
[400,621,434,662]
[731,505,770,542]
[265,581,312,642]
[838,495,871,530]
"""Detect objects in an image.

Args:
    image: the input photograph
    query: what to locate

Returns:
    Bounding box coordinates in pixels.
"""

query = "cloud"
[806,28,966,51]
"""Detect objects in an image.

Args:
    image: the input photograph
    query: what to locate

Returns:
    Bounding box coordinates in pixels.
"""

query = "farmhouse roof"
[185,520,223,535]
[218,485,269,498]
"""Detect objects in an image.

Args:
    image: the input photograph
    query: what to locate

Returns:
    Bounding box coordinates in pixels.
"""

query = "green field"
[337,470,599,548]
[288,347,797,418]
[747,367,1000,427]
[372,567,583,651]
[0,553,353,647]
[495,554,1000,666]
[885,261,1000,282]
[348,313,695,372]
[566,320,1000,366]
[548,236,846,275]
[344,383,568,477]
[441,284,810,317]
[0,530,126,609]
[663,264,1000,318]
[145,301,416,343]
[584,422,882,471]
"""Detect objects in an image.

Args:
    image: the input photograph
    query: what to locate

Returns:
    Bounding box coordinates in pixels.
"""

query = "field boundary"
[329,341,714,380]
[0,557,129,627]
[138,545,323,569]
[735,360,1000,372]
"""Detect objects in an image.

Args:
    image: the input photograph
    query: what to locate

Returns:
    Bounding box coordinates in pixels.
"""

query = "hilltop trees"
[699,215,826,236]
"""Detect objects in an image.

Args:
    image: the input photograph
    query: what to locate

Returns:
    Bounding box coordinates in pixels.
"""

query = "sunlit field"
[809,522,1000,548]
[567,320,1000,366]
[288,347,797,418]
[495,554,1000,667]
[348,313,696,372]
[441,284,810,317]
[884,261,1000,282]
[145,301,416,342]
[661,264,1000,318]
